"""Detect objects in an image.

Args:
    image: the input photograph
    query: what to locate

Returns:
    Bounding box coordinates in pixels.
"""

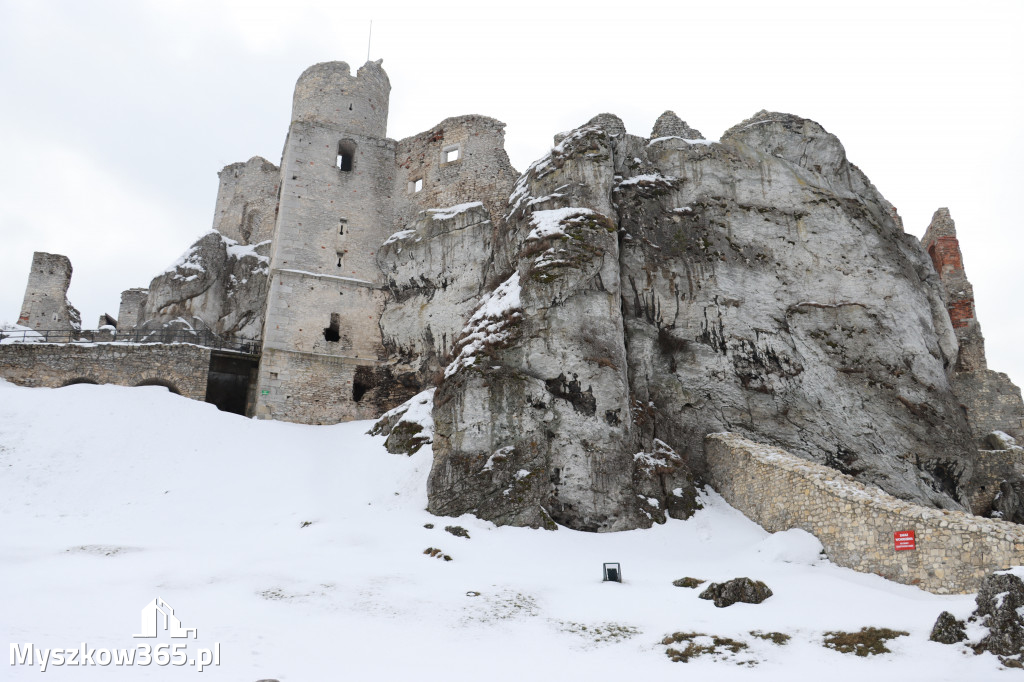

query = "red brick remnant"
[927,236,963,276]
[920,208,1024,447]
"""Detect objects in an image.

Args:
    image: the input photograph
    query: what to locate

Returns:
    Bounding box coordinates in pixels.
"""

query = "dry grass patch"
[823,627,908,656]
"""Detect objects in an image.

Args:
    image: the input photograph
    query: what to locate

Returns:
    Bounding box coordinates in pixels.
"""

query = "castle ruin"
[5,59,1024,592]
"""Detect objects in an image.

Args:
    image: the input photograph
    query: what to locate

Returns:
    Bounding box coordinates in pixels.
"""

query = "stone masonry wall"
[212,156,281,245]
[0,343,210,401]
[18,252,82,332]
[255,59,400,424]
[706,432,1024,594]
[393,115,518,244]
[117,289,148,331]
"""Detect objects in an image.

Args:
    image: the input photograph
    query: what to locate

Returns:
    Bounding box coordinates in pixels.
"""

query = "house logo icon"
[133,597,198,639]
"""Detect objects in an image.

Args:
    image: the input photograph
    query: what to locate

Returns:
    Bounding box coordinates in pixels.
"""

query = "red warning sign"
[894,530,916,551]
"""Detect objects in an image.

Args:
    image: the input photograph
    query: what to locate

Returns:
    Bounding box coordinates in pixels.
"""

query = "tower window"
[336,139,356,172]
[339,218,347,235]
[409,178,423,193]
[323,313,341,342]
[442,144,461,163]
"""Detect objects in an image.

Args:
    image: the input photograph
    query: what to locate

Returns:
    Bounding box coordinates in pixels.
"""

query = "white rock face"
[377,203,497,377]
[620,111,973,510]
[140,231,270,340]
[425,110,982,531]
[429,121,698,531]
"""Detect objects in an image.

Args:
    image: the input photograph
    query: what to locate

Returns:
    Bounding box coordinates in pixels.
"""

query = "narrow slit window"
[336,139,356,172]
[323,313,341,342]
[339,218,347,235]
[336,254,343,267]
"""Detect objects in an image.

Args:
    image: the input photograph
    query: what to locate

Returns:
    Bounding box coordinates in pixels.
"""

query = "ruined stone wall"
[967,447,1024,514]
[921,208,1024,442]
[118,289,149,331]
[291,60,390,135]
[706,432,1024,594]
[212,156,281,245]
[17,252,81,332]
[393,115,518,238]
[953,370,1024,444]
[0,343,211,401]
[922,208,985,372]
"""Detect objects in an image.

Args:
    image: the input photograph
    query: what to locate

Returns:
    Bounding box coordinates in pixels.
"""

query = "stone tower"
[17,252,82,332]
[254,60,404,423]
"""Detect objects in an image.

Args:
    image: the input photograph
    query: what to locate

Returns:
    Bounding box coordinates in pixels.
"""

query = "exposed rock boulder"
[698,578,773,607]
[971,570,1024,659]
[929,571,1024,665]
[929,611,967,644]
[368,388,435,456]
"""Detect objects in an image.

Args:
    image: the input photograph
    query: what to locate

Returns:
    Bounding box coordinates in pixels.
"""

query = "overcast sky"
[1,0,1021,386]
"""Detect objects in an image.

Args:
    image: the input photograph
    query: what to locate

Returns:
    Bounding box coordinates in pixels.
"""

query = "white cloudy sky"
[1,0,1021,384]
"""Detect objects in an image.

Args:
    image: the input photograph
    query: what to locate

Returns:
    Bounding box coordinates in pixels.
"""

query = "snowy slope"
[0,379,1012,680]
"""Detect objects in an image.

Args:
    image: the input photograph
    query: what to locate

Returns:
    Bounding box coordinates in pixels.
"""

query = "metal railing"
[0,328,261,355]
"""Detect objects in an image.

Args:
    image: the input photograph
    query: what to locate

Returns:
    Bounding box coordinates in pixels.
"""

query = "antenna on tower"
[367,20,373,62]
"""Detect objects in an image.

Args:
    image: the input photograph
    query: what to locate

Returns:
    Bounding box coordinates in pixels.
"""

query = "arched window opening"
[336,139,356,172]
[324,313,341,342]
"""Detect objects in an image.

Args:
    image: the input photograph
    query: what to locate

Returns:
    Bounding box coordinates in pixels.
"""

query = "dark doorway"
[206,351,259,415]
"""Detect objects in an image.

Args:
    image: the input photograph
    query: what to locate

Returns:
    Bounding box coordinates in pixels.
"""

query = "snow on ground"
[0,379,1012,680]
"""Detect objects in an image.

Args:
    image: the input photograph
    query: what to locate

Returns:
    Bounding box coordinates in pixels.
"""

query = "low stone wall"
[0,343,211,401]
[705,432,1024,594]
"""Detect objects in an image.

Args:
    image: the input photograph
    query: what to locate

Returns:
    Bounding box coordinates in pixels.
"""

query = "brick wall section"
[706,432,1024,594]
[212,156,281,245]
[0,343,211,401]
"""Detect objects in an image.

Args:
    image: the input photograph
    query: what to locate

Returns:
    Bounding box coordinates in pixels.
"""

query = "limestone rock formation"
[139,230,270,339]
[427,109,987,531]
[429,122,699,531]
[378,203,499,382]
